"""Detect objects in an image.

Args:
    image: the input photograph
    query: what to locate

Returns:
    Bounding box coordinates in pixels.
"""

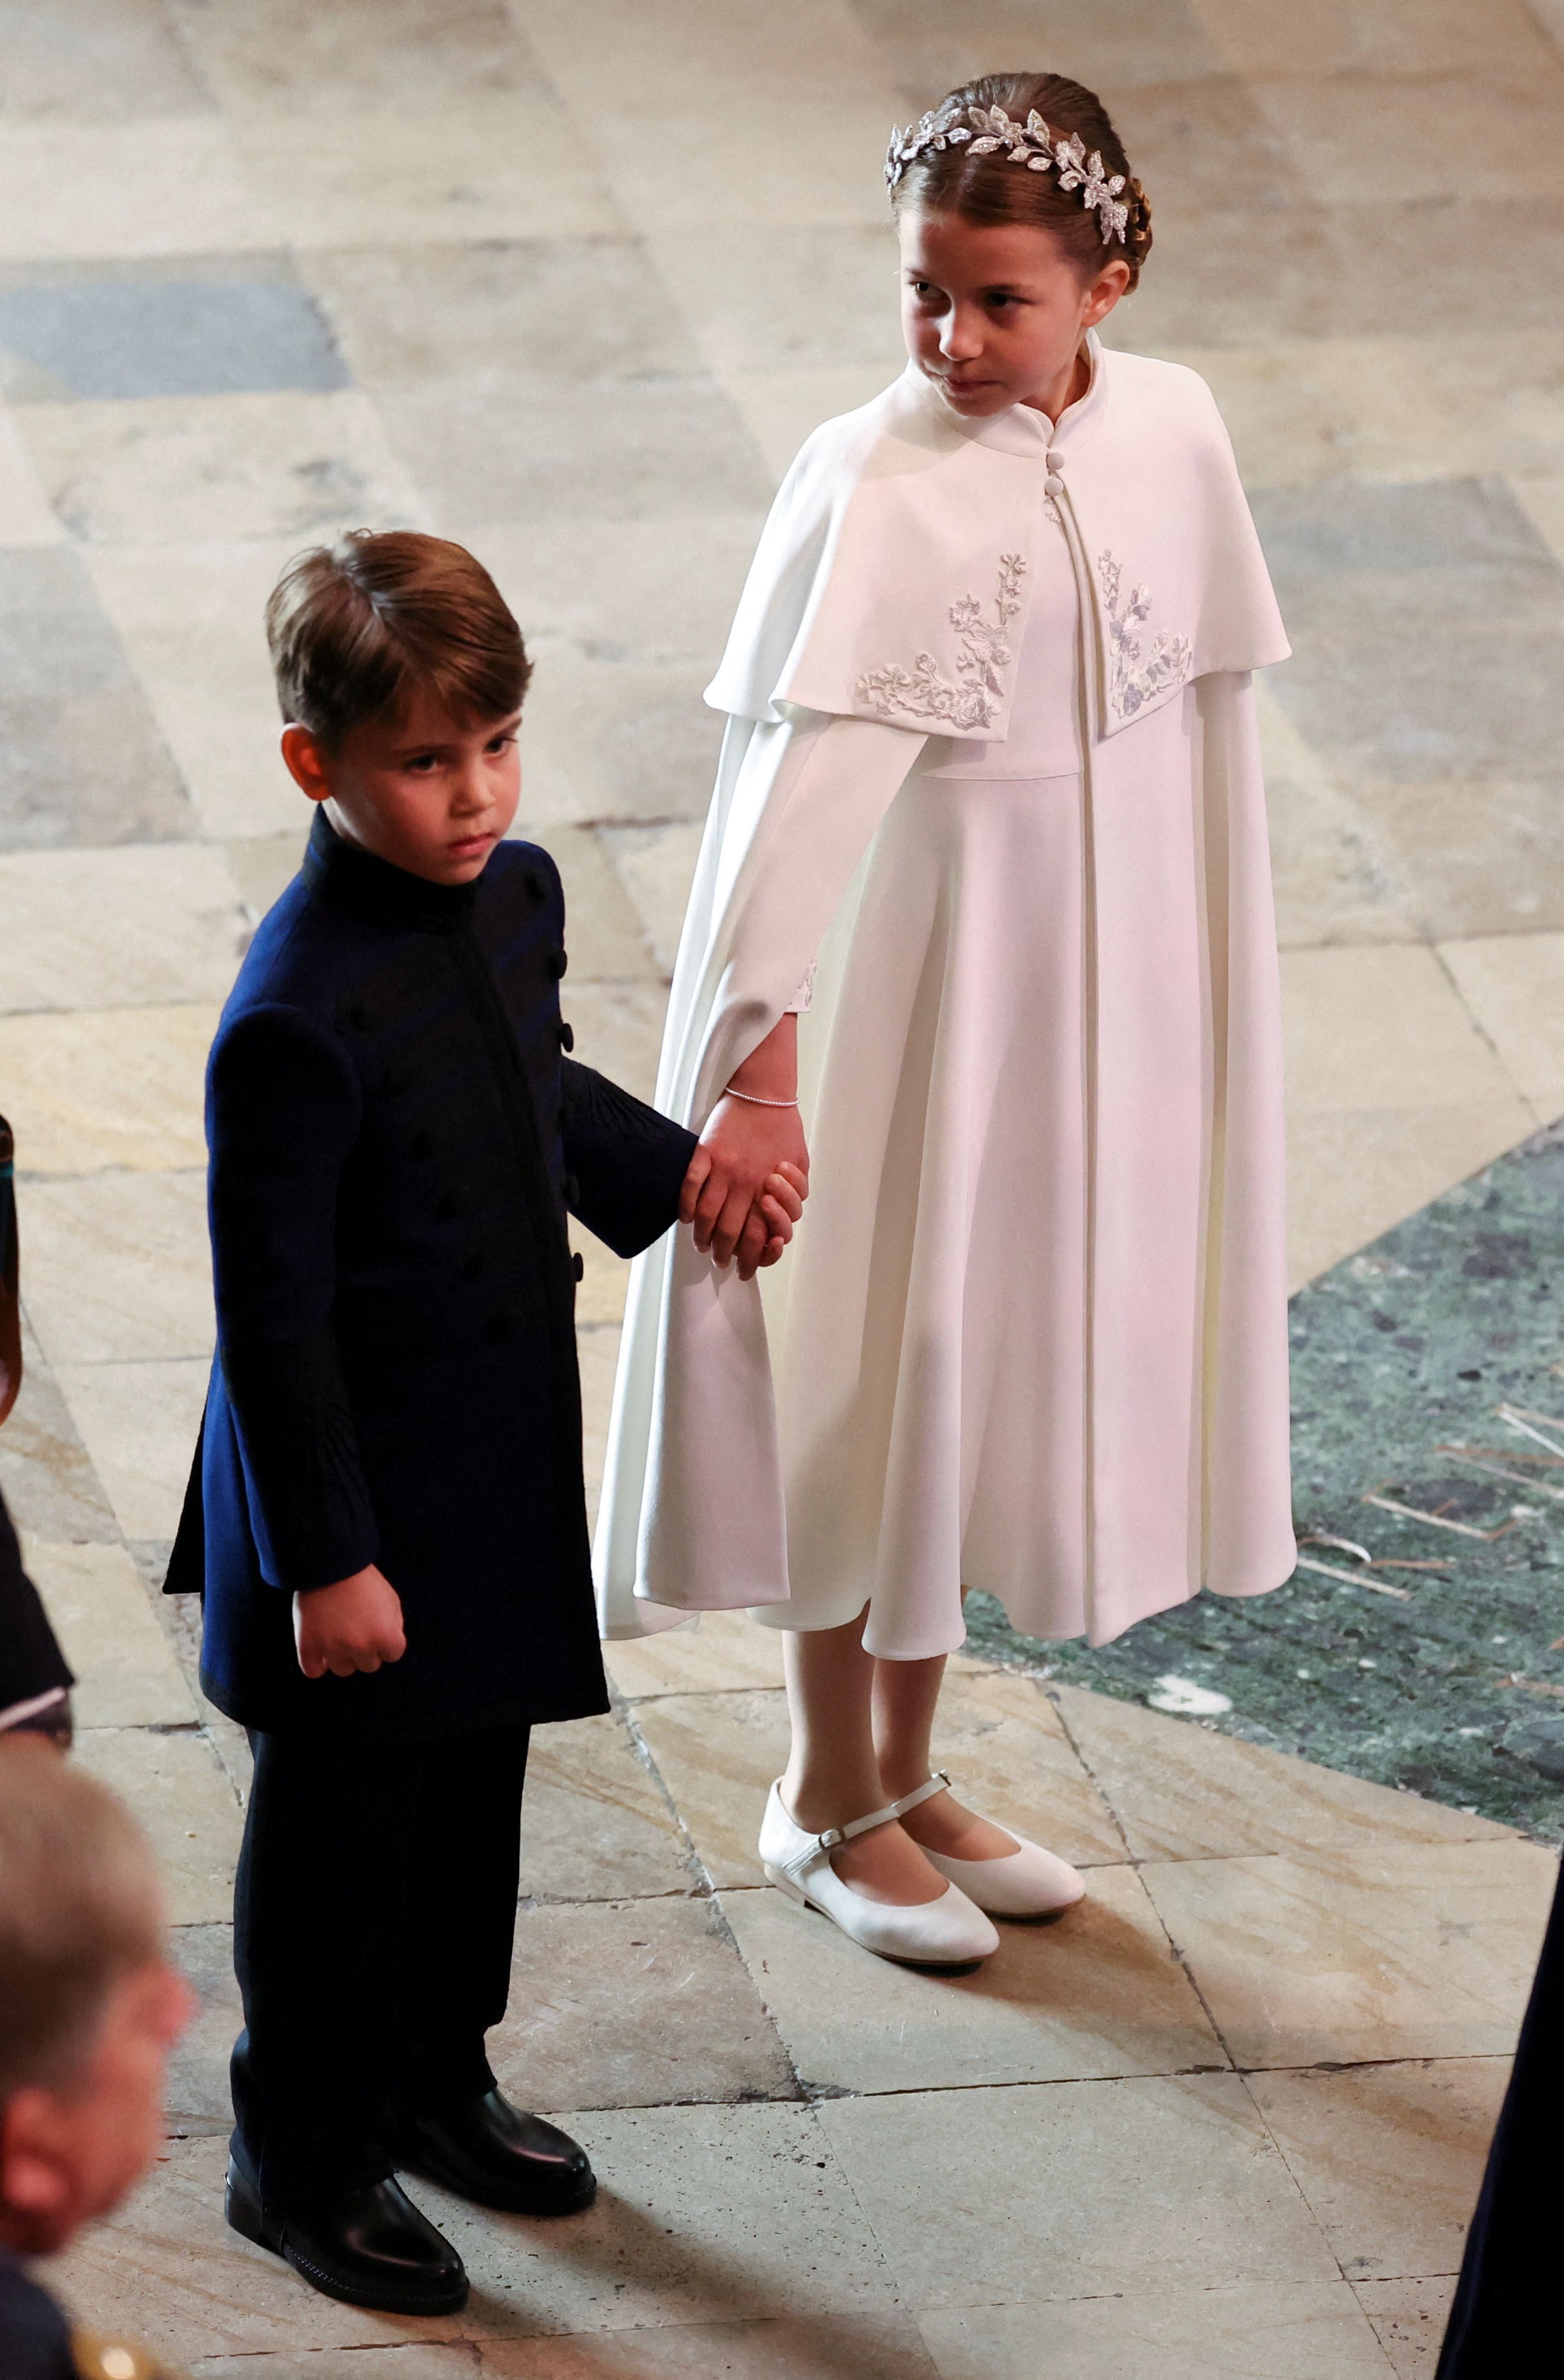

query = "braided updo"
[892,72,1152,292]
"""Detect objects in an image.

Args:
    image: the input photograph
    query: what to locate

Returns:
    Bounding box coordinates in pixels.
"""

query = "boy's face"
[0,1957,192,2258]
[281,686,523,885]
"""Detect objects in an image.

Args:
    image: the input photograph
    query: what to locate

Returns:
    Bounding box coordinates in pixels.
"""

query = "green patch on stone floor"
[965,1118,1564,1840]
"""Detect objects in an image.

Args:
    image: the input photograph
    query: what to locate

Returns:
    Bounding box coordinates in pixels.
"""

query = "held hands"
[293,1564,406,1680]
[681,1095,810,1275]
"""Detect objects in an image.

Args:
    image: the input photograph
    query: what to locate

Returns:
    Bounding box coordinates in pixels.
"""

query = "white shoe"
[758,1781,999,1967]
[912,1771,1087,1917]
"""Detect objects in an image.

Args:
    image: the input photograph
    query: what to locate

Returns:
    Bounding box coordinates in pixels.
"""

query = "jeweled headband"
[885,105,1132,246]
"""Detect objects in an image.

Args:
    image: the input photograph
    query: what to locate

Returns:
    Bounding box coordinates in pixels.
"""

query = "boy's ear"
[280,723,332,805]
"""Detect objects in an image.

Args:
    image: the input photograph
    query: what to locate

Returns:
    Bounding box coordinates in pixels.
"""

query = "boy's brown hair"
[0,1743,163,2102]
[266,530,532,749]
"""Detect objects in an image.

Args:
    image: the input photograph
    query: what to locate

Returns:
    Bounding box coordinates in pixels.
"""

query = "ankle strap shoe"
[758,1780,998,1967]
[909,1774,1087,1916]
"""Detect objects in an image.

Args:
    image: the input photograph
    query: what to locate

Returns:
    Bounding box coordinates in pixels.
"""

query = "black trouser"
[231,1723,530,2211]
[1436,1856,1564,2375]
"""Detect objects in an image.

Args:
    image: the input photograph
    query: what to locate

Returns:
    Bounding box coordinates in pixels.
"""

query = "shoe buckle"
[817,1826,844,1851]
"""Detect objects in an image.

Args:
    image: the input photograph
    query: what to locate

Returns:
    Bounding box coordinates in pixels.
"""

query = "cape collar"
[302,807,480,934]
[915,328,1109,462]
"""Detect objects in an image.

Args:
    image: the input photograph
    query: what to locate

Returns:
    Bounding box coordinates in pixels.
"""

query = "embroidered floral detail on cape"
[855,553,1027,731]
[1097,550,1193,721]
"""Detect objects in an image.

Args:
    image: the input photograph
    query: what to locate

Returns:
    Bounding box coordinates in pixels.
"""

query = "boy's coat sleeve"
[207,1001,380,1593]
[559,1059,697,1260]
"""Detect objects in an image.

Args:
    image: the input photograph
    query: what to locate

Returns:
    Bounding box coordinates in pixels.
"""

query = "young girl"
[598,71,1295,1967]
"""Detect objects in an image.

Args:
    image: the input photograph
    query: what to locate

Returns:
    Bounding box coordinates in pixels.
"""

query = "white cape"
[596,342,1294,1646]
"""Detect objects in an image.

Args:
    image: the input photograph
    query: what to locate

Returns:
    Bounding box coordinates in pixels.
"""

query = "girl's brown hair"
[266,530,532,749]
[892,72,1153,292]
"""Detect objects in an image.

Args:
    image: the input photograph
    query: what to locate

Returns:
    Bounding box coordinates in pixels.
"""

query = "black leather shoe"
[225,2156,468,2315]
[394,2089,597,2216]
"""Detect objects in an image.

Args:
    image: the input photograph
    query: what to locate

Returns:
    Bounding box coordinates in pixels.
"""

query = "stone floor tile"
[1287,1098,1542,1290]
[1352,2277,1458,2380]
[1189,0,1554,78]
[521,1713,693,1902]
[1511,469,1564,566]
[493,1896,795,2113]
[524,821,659,982]
[309,237,691,391]
[225,829,308,919]
[1255,680,1416,950]
[53,1355,208,1541]
[18,388,425,546]
[598,823,704,979]
[517,0,888,102]
[236,96,625,250]
[918,2279,1397,2379]
[26,1537,196,1729]
[1141,1837,1558,2068]
[74,1726,242,1925]
[381,372,770,528]
[1438,933,1564,1123]
[820,2072,1339,2313]
[519,646,730,826]
[0,1004,214,1174]
[1109,201,1343,353]
[435,2100,915,2340]
[722,1860,1222,2095]
[0,405,62,543]
[85,539,303,838]
[1049,1682,1515,1862]
[647,224,905,380]
[856,0,1221,96]
[569,1227,630,1329]
[577,1322,620,1523]
[1364,774,1564,940]
[0,1314,118,1542]
[0,257,348,404]
[0,843,248,1011]
[721,362,910,482]
[2,0,212,122]
[477,509,760,677]
[192,2352,475,2380]
[473,2317,937,2377]
[166,1922,242,2139]
[1109,69,1318,221]
[899,1669,1127,1866]
[171,0,547,111]
[0,119,275,262]
[605,1609,786,1701]
[0,543,189,851]
[557,983,668,1103]
[632,1689,806,1889]
[1250,2058,1507,2283]
[49,2134,466,2360]
[580,85,902,237]
[19,1170,212,1364]
[1250,66,1564,207]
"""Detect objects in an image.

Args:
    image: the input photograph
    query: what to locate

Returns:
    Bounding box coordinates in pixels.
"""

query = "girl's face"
[899,208,1130,418]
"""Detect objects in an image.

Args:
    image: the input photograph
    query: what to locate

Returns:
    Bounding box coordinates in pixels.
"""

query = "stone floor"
[4,1,1564,2374]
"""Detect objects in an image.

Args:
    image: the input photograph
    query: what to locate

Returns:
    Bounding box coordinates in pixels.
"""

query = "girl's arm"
[680,1013,808,1269]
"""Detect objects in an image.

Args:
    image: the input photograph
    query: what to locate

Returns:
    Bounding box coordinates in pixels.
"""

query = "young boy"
[164,531,801,2315]
[0,1738,192,2379]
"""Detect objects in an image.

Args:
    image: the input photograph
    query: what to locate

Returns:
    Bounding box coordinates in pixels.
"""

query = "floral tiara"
[885,104,1132,246]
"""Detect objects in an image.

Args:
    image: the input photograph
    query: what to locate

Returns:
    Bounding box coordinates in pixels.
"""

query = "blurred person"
[0,1113,73,1750]
[598,73,1293,1969]
[163,532,803,2315]
[0,1737,192,2377]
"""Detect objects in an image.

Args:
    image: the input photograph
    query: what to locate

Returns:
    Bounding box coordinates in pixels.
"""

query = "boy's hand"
[293,1565,406,1680]
[683,1096,810,1269]
[734,1163,807,1281]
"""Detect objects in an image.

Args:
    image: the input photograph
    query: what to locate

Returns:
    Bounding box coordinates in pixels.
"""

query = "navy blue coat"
[166,811,695,1741]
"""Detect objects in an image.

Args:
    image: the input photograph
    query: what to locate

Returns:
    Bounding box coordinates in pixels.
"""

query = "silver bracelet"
[724,1085,799,1108]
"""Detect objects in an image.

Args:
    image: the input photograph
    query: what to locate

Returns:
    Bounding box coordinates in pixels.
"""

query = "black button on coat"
[166,813,696,1741]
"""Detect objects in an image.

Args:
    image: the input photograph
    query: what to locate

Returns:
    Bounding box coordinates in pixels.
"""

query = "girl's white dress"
[596,336,1297,1657]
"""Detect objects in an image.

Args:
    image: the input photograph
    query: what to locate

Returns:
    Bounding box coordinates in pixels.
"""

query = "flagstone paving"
[4,3,1564,2374]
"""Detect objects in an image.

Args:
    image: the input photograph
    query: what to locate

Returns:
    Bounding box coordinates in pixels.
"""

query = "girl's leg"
[779,1612,949,1904]
[872,1649,1020,1862]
